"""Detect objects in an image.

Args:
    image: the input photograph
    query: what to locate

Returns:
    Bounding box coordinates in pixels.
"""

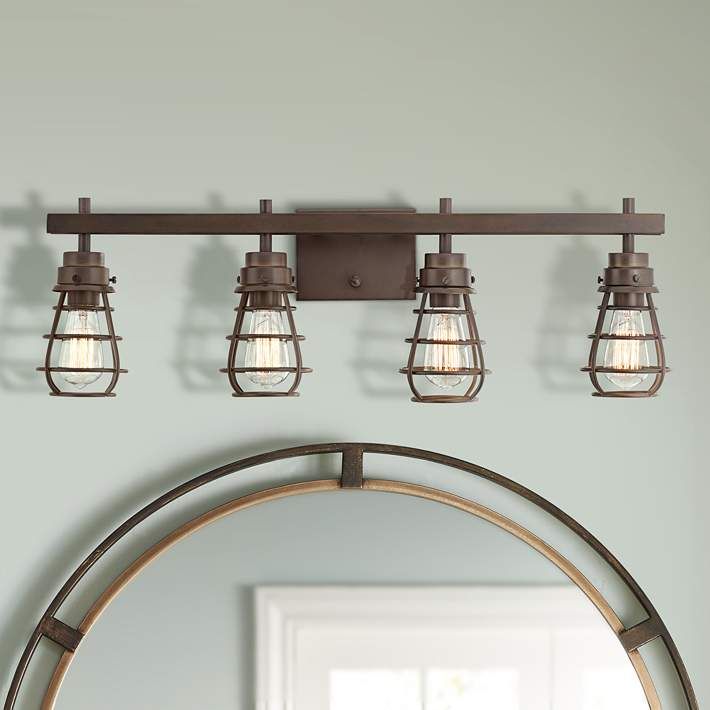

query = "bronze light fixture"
[400,199,488,403]
[583,199,669,397]
[38,199,125,397]
[42,195,669,401]
[221,200,311,397]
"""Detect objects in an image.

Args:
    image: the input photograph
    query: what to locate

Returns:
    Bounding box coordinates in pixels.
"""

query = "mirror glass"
[54,491,648,710]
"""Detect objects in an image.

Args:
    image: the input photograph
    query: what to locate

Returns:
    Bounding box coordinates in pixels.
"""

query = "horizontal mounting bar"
[47,212,665,236]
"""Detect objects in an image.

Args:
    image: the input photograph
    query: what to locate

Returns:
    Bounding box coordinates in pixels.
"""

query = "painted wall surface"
[1,0,708,707]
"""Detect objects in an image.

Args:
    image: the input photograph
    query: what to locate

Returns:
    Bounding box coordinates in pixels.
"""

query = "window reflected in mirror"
[257,586,647,710]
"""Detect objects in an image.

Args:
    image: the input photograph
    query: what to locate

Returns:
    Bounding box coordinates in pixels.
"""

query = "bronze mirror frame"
[4,443,697,709]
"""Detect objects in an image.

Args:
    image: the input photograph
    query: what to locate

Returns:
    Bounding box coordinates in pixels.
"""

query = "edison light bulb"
[58,310,104,388]
[245,309,290,387]
[603,309,649,389]
[424,311,470,389]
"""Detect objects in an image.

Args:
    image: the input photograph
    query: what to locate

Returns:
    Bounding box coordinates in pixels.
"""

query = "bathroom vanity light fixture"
[582,198,668,397]
[400,198,488,403]
[220,200,311,396]
[42,195,669,401]
[38,199,125,397]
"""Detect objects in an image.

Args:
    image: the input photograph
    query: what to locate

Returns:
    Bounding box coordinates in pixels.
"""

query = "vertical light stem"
[622,197,635,253]
[259,199,272,252]
[439,197,452,254]
[78,197,91,252]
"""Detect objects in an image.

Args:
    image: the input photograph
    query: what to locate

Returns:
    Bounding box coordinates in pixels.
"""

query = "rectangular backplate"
[296,209,416,300]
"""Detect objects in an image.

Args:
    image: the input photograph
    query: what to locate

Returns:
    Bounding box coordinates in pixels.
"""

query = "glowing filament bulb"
[245,309,290,388]
[424,312,471,389]
[58,309,104,388]
[603,309,650,389]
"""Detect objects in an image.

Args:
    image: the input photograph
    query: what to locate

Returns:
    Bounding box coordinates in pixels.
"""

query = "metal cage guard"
[582,198,669,397]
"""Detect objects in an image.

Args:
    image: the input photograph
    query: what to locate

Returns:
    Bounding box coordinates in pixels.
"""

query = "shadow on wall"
[0,192,58,391]
[0,191,609,397]
[531,191,607,393]
[533,237,603,392]
[174,192,422,393]
[331,191,610,399]
[350,300,413,400]
[173,193,242,391]
[288,192,417,401]
[0,192,247,394]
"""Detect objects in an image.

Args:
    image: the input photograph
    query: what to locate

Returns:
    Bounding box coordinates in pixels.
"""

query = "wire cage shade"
[583,291,668,397]
[400,290,488,403]
[38,289,125,397]
[221,288,311,398]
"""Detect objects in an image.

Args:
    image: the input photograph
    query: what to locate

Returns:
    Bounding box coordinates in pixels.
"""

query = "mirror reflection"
[55,491,648,710]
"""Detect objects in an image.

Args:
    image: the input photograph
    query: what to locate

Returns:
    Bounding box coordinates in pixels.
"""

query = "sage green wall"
[1,0,708,707]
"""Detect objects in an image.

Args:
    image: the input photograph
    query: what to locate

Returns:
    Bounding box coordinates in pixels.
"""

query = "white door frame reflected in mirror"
[256,586,648,710]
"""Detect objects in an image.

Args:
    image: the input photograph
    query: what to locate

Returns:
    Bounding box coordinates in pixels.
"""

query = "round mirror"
[54,490,649,710]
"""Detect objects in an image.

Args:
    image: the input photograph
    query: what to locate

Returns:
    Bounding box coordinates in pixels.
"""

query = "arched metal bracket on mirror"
[4,443,697,710]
